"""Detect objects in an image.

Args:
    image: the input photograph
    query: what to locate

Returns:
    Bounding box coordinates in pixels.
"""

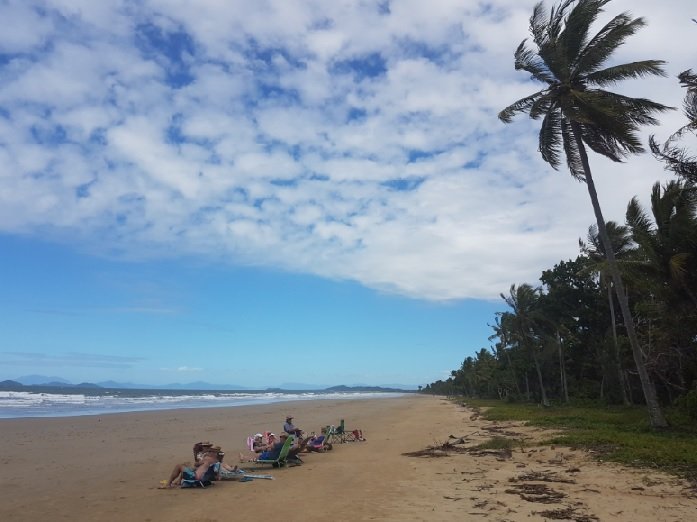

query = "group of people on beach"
[161,415,363,488]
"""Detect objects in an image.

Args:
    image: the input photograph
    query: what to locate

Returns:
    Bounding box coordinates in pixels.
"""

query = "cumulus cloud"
[0,0,692,300]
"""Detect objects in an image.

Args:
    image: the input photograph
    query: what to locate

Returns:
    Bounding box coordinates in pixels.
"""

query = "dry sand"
[0,395,695,521]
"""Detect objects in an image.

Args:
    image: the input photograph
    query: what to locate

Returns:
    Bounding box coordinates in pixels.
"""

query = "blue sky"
[0,0,693,387]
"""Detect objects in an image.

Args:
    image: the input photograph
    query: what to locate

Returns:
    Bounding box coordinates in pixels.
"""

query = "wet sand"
[0,395,694,521]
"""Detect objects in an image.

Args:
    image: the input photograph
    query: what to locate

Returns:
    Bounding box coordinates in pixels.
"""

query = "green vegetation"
[462,399,697,483]
[424,1,697,433]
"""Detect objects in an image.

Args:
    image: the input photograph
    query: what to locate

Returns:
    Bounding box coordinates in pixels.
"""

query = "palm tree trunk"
[607,282,631,406]
[557,330,569,403]
[572,123,668,428]
[530,346,550,407]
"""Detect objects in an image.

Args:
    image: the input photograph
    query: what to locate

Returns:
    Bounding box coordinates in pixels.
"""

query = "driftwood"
[509,470,576,484]
[533,506,599,522]
[504,483,566,504]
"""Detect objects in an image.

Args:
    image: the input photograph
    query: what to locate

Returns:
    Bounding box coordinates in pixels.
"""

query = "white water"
[0,390,404,419]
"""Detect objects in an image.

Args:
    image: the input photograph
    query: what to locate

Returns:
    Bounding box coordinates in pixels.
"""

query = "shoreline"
[1,395,694,521]
[0,389,408,419]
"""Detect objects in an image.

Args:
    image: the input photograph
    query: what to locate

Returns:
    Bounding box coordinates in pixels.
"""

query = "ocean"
[0,387,405,419]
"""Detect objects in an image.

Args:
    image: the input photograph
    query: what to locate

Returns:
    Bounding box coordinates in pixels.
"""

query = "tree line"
[423,0,697,428]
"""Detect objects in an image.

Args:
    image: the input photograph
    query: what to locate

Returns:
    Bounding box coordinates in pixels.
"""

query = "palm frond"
[539,107,562,167]
[498,89,548,123]
[547,0,576,40]
[574,14,644,76]
[649,136,697,183]
[626,196,655,243]
[582,123,641,160]
[515,40,556,84]
[561,116,586,179]
[669,252,691,282]
[569,89,670,159]
[584,60,667,87]
[529,2,550,48]
[559,0,606,67]
[529,92,555,119]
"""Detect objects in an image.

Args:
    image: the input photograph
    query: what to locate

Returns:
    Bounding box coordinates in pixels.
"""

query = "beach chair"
[334,419,366,442]
[255,435,294,468]
[322,425,341,446]
[305,433,331,452]
[180,463,217,488]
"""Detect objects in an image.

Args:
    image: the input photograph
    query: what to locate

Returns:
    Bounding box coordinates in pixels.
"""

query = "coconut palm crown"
[499,0,671,179]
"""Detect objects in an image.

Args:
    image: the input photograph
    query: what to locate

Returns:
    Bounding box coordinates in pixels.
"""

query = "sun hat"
[286,415,293,420]
[254,433,263,438]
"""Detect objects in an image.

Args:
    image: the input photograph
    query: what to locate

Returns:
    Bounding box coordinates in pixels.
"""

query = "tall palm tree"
[579,221,634,405]
[499,0,671,427]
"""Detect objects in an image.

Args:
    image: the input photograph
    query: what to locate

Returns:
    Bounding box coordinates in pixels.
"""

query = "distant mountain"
[16,375,71,385]
[325,385,413,393]
[0,379,23,389]
[8,376,416,392]
[0,380,101,390]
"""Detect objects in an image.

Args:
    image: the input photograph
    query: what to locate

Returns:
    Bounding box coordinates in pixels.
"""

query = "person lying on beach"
[161,451,218,488]
[283,415,304,437]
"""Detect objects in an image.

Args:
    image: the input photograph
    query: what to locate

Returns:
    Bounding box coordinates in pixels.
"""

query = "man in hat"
[283,415,303,437]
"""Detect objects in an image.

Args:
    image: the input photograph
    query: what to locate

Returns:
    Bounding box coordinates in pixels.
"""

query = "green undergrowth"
[458,398,697,484]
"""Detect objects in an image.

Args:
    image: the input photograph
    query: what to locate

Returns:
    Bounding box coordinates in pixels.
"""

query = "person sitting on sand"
[161,450,218,488]
[192,441,214,463]
[283,415,304,438]
[239,433,304,463]
[253,433,275,452]
[304,433,331,452]
[212,449,245,480]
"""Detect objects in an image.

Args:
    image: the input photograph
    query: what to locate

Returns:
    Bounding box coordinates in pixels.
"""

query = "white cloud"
[0,0,693,300]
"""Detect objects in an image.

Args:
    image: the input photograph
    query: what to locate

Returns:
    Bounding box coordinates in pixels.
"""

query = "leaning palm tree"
[499,0,672,427]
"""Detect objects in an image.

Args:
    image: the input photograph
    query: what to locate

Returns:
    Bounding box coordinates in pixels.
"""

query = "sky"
[0,0,694,389]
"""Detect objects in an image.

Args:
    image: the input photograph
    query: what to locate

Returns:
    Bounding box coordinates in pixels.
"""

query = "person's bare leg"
[161,464,185,488]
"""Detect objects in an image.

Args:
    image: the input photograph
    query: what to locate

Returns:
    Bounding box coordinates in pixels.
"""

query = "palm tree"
[579,221,634,405]
[650,70,697,182]
[501,284,550,407]
[626,180,697,309]
[499,0,671,427]
[626,180,697,398]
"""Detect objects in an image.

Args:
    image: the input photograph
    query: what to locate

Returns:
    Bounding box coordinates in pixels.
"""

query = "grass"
[459,398,697,484]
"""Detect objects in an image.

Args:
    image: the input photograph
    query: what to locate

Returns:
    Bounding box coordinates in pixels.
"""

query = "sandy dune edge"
[0,395,694,521]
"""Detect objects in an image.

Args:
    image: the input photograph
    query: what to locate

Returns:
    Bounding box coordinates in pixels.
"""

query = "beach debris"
[504,483,566,503]
[533,505,599,521]
[481,425,521,437]
[509,471,576,484]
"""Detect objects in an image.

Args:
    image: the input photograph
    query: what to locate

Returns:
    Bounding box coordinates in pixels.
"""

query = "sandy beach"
[0,395,695,521]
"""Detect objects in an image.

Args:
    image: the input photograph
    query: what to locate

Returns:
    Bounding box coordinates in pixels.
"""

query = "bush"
[685,389,697,420]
